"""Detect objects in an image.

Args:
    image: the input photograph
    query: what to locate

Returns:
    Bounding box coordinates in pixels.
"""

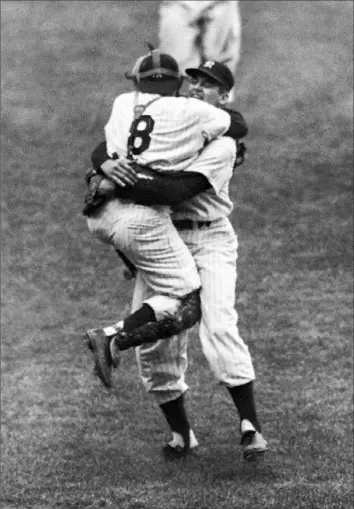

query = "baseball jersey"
[172,136,236,221]
[104,91,230,173]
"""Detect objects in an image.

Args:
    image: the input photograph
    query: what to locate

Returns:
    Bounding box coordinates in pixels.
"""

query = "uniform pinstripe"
[134,137,256,405]
[87,202,200,300]
[91,58,268,456]
[105,92,231,170]
[87,91,231,310]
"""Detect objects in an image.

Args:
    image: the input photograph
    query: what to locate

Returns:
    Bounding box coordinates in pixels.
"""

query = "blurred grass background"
[1,1,353,508]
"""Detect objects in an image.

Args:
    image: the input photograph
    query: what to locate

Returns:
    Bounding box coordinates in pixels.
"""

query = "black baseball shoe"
[163,430,199,460]
[241,430,268,461]
[240,419,268,461]
[86,328,113,388]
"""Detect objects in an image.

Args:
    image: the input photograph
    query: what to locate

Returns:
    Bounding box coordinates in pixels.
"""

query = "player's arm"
[104,95,126,158]
[90,141,210,206]
[130,137,236,207]
[91,140,110,169]
[113,137,235,206]
[191,98,231,141]
[119,170,211,206]
[91,105,247,168]
[223,108,248,139]
[189,99,248,142]
[91,141,139,187]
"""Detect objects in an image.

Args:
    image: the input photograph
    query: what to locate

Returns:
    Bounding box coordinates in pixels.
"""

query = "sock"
[160,395,190,447]
[227,382,262,433]
[122,304,156,333]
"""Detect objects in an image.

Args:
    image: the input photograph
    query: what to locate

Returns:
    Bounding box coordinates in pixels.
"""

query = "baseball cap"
[125,48,181,82]
[185,61,235,91]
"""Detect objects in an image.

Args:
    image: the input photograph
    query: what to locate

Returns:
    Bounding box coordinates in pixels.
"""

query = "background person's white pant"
[87,200,201,318]
[158,1,242,102]
[135,217,255,405]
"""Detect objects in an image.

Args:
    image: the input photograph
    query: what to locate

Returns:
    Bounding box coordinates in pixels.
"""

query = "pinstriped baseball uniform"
[104,92,230,171]
[134,137,255,405]
[159,1,241,101]
[87,91,231,309]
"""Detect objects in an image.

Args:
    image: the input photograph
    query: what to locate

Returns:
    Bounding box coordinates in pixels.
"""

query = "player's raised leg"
[86,202,201,388]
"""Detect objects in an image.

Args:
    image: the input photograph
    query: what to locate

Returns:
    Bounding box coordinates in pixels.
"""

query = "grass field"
[1,1,353,508]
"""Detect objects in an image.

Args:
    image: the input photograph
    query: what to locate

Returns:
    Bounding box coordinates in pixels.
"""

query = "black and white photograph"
[1,1,353,508]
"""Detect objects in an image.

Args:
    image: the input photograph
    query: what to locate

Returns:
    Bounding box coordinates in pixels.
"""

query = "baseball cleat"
[241,430,268,461]
[86,328,113,388]
[163,430,198,460]
[163,443,187,460]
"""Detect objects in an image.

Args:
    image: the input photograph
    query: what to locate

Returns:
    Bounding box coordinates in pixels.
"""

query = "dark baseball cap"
[185,61,234,91]
[125,49,180,81]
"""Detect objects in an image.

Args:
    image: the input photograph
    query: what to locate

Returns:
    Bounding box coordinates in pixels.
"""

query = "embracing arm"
[89,105,246,206]
[90,141,211,206]
[91,141,112,170]
[91,105,247,168]
[223,108,248,139]
[115,135,235,206]
[118,170,211,206]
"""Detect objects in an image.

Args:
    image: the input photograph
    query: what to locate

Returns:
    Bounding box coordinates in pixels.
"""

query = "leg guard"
[114,290,201,351]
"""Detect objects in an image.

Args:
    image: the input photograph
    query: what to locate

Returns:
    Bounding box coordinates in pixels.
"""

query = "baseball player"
[90,61,268,461]
[158,1,242,101]
[84,48,246,388]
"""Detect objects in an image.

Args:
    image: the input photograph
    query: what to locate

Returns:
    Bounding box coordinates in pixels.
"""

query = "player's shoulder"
[184,97,227,118]
[149,95,197,114]
[169,95,211,106]
[114,91,134,100]
[112,91,135,106]
[158,95,189,105]
[185,97,215,108]
[112,91,161,110]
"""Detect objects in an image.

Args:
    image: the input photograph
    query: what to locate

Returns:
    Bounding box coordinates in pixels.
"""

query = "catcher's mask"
[125,44,184,95]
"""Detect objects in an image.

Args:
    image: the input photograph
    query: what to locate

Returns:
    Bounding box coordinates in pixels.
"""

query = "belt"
[172,219,212,230]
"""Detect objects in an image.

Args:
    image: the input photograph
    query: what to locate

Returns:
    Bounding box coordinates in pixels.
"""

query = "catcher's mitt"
[82,169,116,216]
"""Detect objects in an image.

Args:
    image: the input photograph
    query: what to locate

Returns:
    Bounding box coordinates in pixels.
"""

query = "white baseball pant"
[158,1,242,101]
[134,217,255,405]
[86,200,201,319]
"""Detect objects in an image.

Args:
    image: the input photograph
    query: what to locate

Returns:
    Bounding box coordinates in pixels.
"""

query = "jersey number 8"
[128,115,155,156]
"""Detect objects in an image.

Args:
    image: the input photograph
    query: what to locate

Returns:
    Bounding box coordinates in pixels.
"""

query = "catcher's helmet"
[126,46,180,81]
[126,44,182,95]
